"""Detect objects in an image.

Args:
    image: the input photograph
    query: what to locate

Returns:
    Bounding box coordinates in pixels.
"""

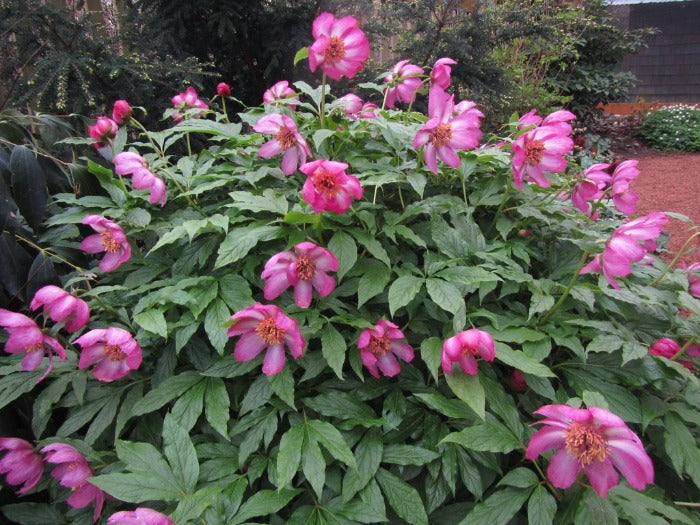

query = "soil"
[594,113,700,263]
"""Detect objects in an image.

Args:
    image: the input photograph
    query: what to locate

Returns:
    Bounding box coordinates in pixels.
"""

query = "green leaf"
[313,129,335,150]
[494,343,555,377]
[342,428,383,501]
[426,278,466,315]
[240,375,272,414]
[204,377,230,438]
[376,468,429,525]
[0,503,65,525]
[269,365,295,409]
[171,486,221,524]
[218,275,254,312]
[293,46,309,65]
[171,379,205,431]
[351,230,391,267]
[204,297,230,354]
[664,413,700,489]
[187,281,218,318]
[283,211,322,227]
[528,486,557,525]
[131,371,202,416]
[382,445,439,466]
[420,337,443,383]
[459,487,533,525]
[444,369,486,420]
[133,309,168,338]
[163,414,199,494]
[357,262,391,307]
[414,392,474,419]
[302,392,378,421]
[609,484,694,524]
[302,437,326,499]
[214,224,280,269]
[228,189,288,214]
[276,423,306,489]
[89,472,182,503]
[321,322,346,379]
[307,419,356,469]
[230,488,301,524]
[388,275,424,316]
[497,468,538,488]
[441,417,522,453]
[328,231,357,280]
[574,489,618,525]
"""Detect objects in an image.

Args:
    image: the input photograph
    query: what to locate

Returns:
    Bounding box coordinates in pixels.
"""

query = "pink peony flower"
[300,159,363,214]
[571,163,610,217]
[441,328,495,376]
[108,507,175,525]
[253,114,311,176]
[686,262,700,298]
[171,86,209,122]
[79,215,131,272]
[413,86,483,174]
[0,438,43,495]
[0,309,66,382]
[511,109,575,191]
[511,369,528,391]
[431,57,457,89]
[217,82,231,97]
[226,303,305,376]
[41,443,105,522]
[518,108,543,128]
[113,152,167,207]
[384,60,424,109]
[263,80,299,110]
[649,337,680,359]
[358,319,414,378]
[30,285,90,333]
[261,242,338,308]
[74,327,142,382]
[580,212,667,289]
[308,12,370,81]
[610,160,640,216]
[337,93,363,116]
[526,404,654,498]
[88,117,118,148]
[112,100,132,126]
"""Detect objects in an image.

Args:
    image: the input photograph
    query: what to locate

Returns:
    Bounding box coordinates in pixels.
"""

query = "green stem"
[159,167,203,213]
[319,73,327,129]
[650,230,700,287]
[531,459,562,501]
[398,185,405,210]
[672,337,697,361]
[186,133,192,157]
[539,250,589,325]
[461,177,468,205]
[221,97,229,123]
[487,184,512,234]
[130,118,163,157]
[15,235,85,273]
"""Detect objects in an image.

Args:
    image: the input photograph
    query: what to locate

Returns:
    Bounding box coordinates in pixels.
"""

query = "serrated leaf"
[328,231,357,281]
[307,419,356,469]
[163,414,199,494]
[321,323,346,379]
[444,369,485,420]
[276,423,305,488]
[388,274,424,316]
[376,468,428,525]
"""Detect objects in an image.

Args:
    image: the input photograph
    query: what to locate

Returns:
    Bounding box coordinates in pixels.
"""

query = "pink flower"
[217,82,231,97]
[384,60,424,109]
[300,159,363,214]
[610,160,640,216]
[571,163,610,217]
[413,86,483,174]
[511,370,528,391]
[171,86,209,122]
[358,319,414,378]
[308,12,370,81]
[511,110,575,191]
[88,117,118,148]
[0,438,43,495]
[74,327,142,382]
[108,508,175,525]
[649,338,680,359]
[263,80,299,110]
[41,443,105,521]
[686,262,700,298]
[337,93,363,116]
[227,303,305,376]
[518,108,543,128]
[526,404,654,497]
[113,152,167,207]
[580,212,668,289]
[261,242,338,308]
[80,215,131,272]
[431,57,457,89]
[30,285,90,333]
[0,309,66,382]
[112,100,132,126]
[441,328,495,375]
[253,114,311,176]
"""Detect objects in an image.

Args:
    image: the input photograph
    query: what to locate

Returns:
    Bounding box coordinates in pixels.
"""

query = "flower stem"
[487,184,511,234]
[650,230,700,287]
[672,337,697,361]
[461,177,468,205]
[539,250,589,325]
[221,97,229,123]
[531,459,562,501]
[319,73,327,129]
[15,234,85,273]
[130,118,163,157]
[186,133,192,157]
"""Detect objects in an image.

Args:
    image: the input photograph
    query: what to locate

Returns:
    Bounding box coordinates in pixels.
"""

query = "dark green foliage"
[639,105,700,152]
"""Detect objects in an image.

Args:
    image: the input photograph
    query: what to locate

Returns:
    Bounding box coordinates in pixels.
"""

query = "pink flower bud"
[112,100,132,125]
[511,370,528,391]
[88,117,118,148]
[217,82,231,97]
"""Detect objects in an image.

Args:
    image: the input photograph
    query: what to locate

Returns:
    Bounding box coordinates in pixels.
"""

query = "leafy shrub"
[639,105,700,152]
[1,13,700,525]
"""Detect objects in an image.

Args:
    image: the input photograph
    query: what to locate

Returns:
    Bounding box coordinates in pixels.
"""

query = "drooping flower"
[263,80,299,110]
[358,319,414,378]
[227,303,305,376]
[526,404,654,498]
[30,285,90,333]
[0,438,43,495]
[112,100,132,125]
[308,12,370,81]
[686,261,700,298]
[0,309,66,383]
[300,159,363,214]
[108,507,175,525]
[511,369,528,391]
[431,57,457,89]
[41,443,105,522]
[88,117,118,148]
[336,94,378,120]
[610,160,640,216]
[571,163,610,217]
[113,152,167,207]
[580,212,668,289]
[74,327,142,382]
[79,215,131,272]
[171,86,209,122]
[511,110,575,191]
[217,82,231,97]
[413,86,483,174]
[441,328,496,376]
[261,242,338,308]
[384,60,424,109]
[649,337,680,359]
[253,114,311,176]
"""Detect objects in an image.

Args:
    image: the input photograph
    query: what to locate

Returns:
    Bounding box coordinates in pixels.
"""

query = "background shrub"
[639,105,700,152]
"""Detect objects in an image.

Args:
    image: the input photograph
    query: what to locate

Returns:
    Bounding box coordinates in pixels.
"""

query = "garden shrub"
[1,11,700,525]
[639,105,700,152]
